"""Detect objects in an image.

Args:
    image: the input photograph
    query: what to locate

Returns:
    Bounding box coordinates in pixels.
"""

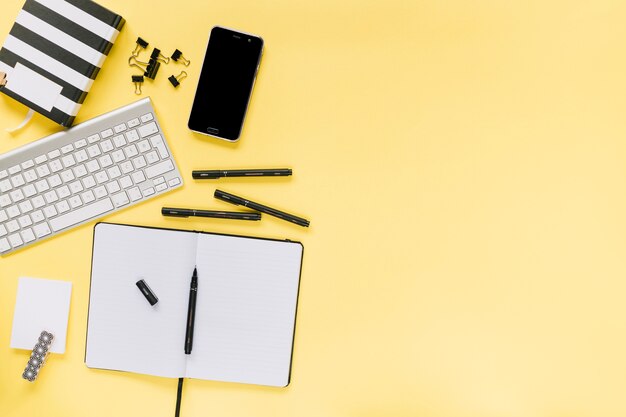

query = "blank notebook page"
[86,224,197,378]
[186,234,303,387]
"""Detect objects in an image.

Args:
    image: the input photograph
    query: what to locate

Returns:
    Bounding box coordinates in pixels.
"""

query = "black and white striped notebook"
[0,0,124,127]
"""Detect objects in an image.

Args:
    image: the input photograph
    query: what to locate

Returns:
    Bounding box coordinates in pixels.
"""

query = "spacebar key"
[50,198,114,232]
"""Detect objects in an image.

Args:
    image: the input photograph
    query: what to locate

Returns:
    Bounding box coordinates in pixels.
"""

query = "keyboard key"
[100,139,114,153]
[34,222,51,238]
[83,176,97,188]
[114,123,127,133]
[73,165,88,178]
[19,200,33,213]
[6,220,19,233]
[125,129,140,142]
[112,191,130,207]
[56,200,70,214]
[113,135,126,148]
[95,171,109,184]
[124,144,139,158]
[120,161,134,174]
[94,186,107,199]
[128,118,140,128]
[61,170,75,183]
[44,190,58,204]
[106,181,120,193]
[21,160,35,169]
[0,179,12,192]
[0,170,6,179]
[86,160,100,173]
[34,155,48,164]
[168,178,181,187]
[99,154,113,168]
[21,228,36,243]
[87,134,100,143]
[154,177,165,185]
[35,179,50,193]
[138,122,158,138]
[9,165,21,175]
[145,151,159,164]
[145,160,174,179]
[0,238,11,252]
[140,113,154,123]
[8,233,23,248]
[150,135,169,158]
[69,180,84,194]
[11,174,25,187]
[36,165,51,177]
[75,149,88,163]
[132,156,147,169]
[112,150,125,163]
[43,206,57,218]
[23,169,38,182]
[69,196,83,209]
[7,206,20,218]
[23,184,37,198]
[155,183,168,192]
[137,139,151,153]
[119,176,133,189]
[0,224,6,237]
[61,144,74,154]
[0,210,6,222]
[82,190,95,204]
[48,174,62,188]
[75,139,88,148]
[48,149,61,159]
[62,155,76,168]
[18,215,33,227]
[131,171,146,184]
[49,159,64,173]
[0,195,11,207]
[10,189,25,202]
[32,196,45,209]
[50,198,114,232]
[128,187,142,201]
[107,166,122,179]
[57,186,71,199]
[101,128,114,138]
[31,210,44,223]
[142,187,155,197]
[87,145,101,158]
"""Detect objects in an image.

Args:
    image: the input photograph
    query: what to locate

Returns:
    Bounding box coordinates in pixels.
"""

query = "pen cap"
[136,279,159,306]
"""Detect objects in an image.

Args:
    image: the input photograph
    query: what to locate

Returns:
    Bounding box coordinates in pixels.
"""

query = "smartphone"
[188,26,264,142]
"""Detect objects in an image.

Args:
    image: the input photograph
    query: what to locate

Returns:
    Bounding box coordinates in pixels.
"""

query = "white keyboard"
[0,98,183,255]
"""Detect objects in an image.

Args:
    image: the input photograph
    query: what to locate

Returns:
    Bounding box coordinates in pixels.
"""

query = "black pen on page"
[162,207,261,221]
[193,168,292,179]
[214,189,310,227]
[176,267,198,417]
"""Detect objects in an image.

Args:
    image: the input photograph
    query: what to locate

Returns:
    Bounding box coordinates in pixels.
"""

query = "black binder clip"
[150,48,170,64]
[131,37,149,57]
[132,75,144,95]
[171,49,190,66]
[128,56,160,80]
[168,71,187,88]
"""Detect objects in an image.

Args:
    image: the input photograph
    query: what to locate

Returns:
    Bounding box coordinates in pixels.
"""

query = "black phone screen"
[188,27,263,141]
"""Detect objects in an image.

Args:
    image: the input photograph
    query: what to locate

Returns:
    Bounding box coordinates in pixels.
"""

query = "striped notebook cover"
[0,0,124,127]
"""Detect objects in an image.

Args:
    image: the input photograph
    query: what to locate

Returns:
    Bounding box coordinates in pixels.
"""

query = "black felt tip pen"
[184,267,198,355]
[162,207,261,221]
[192,168,292,179]
[214,189,310,227]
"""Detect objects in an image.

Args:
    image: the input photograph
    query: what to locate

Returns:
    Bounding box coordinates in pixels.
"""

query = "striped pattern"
[0,0,124,127]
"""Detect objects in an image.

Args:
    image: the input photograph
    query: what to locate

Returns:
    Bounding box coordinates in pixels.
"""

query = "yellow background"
[2,0,626,415]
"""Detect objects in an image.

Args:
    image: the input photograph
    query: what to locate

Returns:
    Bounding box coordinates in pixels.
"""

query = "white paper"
[6,62,62,112]
[85,224,196,378]
[10,277,72,354]
[186,234,303,387]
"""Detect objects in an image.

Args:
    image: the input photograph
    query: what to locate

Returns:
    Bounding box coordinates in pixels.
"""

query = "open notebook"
[85,223,303,387]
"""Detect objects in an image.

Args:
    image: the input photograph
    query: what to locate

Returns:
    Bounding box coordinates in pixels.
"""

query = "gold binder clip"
[150,48,170,64]
[168,71,187,88]
[0,71,6,87]
[132,75,144,95]
[171,49,190,66]
[131,37,149,57]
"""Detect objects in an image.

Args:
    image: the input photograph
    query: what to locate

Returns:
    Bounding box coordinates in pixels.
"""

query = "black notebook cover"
[0,0,125,127]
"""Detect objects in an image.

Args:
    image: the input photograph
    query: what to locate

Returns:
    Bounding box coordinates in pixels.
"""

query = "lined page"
[186,234,303,387]
[86,224,197,378]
